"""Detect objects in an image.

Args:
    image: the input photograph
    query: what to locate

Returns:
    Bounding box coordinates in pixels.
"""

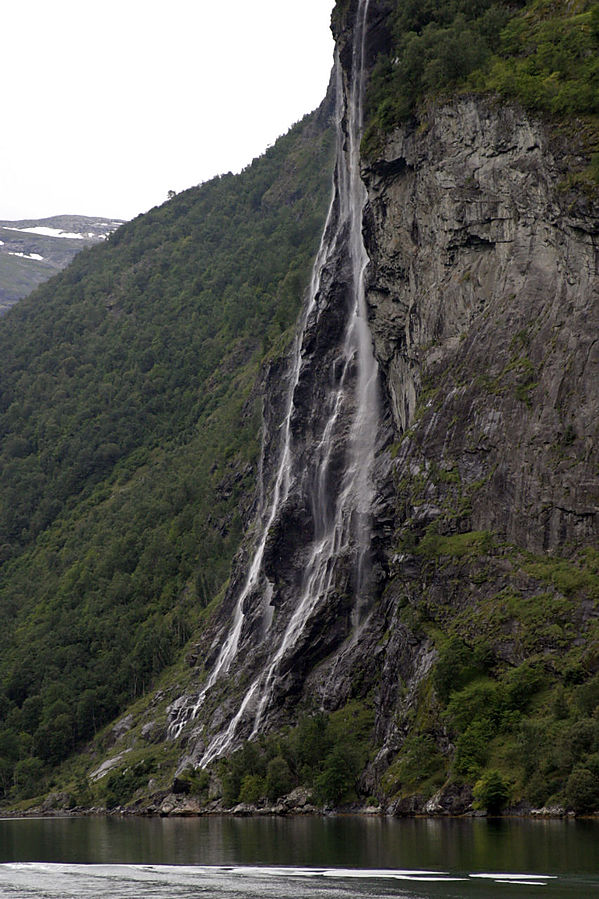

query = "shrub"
[527,769,552,808]
[13,757,44,799]
[566,767,599,814]
[395,733,446,786]
[446,679,505,731]
[433,637,492,704]
[575,674,599,716]
[504,662,546,711]
[239,774,266,804]
[567,718,599,764]
[221,772,240,808]
[473,769,510,813]
[265,756,293,802]
[313,746,358,805]
[179,766,210,797]
[291,712,332,773]
[454,719,494,778]
[103,758,155,809]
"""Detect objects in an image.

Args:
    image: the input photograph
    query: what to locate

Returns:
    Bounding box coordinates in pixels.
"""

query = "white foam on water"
[1,862,463,882]
[471,873,556,880]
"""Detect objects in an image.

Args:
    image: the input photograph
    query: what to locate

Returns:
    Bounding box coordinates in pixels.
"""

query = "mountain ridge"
[0,215,124,313]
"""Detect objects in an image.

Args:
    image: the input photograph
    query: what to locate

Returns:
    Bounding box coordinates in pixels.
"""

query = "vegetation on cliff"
[0,107,334,802]
[1,0,598,819]
[381,526,599,813]
[362,0,599,170]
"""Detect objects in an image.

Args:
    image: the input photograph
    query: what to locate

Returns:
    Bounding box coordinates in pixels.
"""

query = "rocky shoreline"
[0,787,586,821]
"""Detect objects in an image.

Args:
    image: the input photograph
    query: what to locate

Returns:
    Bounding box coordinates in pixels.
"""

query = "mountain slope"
[0,216,123,313]
[2,0,599,818]
[119,0,598,817]
[0,101,335,802]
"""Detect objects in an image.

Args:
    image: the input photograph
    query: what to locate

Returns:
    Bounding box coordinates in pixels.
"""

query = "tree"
[473,770,510,814]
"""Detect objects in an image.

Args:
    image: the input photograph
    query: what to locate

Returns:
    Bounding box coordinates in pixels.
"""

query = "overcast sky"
[1,0,335,222]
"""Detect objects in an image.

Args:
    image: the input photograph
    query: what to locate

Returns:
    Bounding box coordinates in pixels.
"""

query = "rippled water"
[0,816,598,897]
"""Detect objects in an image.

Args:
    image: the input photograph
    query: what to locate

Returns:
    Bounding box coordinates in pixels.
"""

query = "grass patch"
[416,530,494,559]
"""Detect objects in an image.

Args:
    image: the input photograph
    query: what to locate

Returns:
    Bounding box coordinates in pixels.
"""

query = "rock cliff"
[365,97,599,552]
[359,91,599,804]
[157,0,599,811]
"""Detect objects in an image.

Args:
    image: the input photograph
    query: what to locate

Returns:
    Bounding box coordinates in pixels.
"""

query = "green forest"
[0,104,334,801]
[1,0,598,814]
[363,0,599,173]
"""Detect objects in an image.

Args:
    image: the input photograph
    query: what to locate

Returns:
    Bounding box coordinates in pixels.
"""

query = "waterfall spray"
[168,0,378,762]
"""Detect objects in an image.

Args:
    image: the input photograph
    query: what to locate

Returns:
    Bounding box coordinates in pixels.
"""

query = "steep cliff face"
[98,2,599,814]
[165,0,392,770]
[358,96,599,808]
[365,98,599,553]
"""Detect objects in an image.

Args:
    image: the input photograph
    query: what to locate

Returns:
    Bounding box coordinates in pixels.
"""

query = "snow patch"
[3,225,118,240]
[7,251,44,261]
[5,226,87,239]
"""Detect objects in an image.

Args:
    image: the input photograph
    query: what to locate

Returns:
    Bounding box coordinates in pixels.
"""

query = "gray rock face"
[364,98,599,553]
[163,17,599,805]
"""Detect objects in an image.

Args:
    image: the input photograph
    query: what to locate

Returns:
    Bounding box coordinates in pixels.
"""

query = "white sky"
[1,0,335,221]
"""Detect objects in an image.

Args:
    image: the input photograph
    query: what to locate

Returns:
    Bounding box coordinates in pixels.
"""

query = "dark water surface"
[0,815,597,897]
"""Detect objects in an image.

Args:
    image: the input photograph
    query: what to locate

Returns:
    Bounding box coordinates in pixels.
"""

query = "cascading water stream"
[167,176,339,742]
[168,0,379,762]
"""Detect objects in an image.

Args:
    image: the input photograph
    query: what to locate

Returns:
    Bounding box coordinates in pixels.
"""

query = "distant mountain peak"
[0,214,124,313]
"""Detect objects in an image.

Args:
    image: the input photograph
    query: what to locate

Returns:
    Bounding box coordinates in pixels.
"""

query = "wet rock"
[364,96,599,554]
[531,806,566,817]
[284,787,312,809]
[389,795,426,816]
[172,776,191,795]
[41,792,74,812]
[424,784,474,816]
[141,721,164,743]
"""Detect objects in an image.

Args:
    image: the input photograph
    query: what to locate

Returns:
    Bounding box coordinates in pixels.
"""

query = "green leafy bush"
[362,0,599,154]
[433,636,494,703]
[266,756,294,802]
[473,769,510,813]
[103,758,156,809]
[13,757,44,800]
[239,774,266,804]
[454,719,495,777]
[313,746,359,805]
[446,679,505,732]
[566,766,599,814]
[394,733,446,787]
[212,703,374,808]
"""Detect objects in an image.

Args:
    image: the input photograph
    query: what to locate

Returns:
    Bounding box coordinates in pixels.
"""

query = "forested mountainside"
[1,0,599,818]
[0,103,334,803]
[0,216,123,314]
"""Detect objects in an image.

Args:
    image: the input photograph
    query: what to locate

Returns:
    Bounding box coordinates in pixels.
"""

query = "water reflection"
[1,819,599,899]
[1,815,599,876]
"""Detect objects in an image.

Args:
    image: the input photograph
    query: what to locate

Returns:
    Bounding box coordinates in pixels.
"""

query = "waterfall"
[168,0,378,762]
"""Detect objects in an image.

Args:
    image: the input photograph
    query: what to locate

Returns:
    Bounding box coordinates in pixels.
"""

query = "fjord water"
[1,817,599,897]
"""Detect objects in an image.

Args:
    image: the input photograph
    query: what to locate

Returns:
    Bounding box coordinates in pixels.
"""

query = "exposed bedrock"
[364,98,599,554]
[168,59,599,795]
